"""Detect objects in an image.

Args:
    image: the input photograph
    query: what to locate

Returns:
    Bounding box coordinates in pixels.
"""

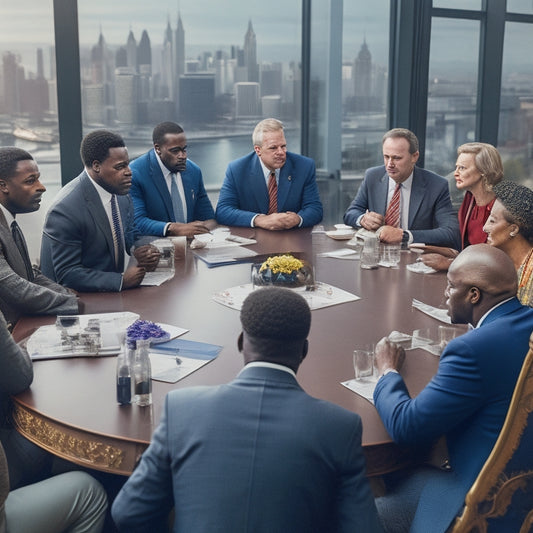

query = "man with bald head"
[372,243,533,533]
[112,287,383,532]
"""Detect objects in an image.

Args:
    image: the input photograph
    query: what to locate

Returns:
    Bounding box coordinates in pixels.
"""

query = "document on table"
[193,245,258,267]
[341,377,378,404]
[412,298,451,324]
[149,338,222,383]
[213,282,360,311]
[141,269,175,286]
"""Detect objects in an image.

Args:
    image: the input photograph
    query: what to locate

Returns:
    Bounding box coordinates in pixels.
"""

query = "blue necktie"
[11,220,34,282]
[171,173,185,223]
[110,194,124,271]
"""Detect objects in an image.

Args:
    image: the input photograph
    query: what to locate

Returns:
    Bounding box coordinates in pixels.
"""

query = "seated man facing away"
[343,128,460,249]
[0,147,79,327]
[129,121,216,239]
[215,118,323,230]
[41,130,160,292]
[373,244,533,533]
[112,287,383,533]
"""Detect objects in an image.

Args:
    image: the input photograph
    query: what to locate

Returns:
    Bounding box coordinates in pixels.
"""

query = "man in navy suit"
[112,287,383,533]
[129,122,215,238]
[215,118,323,229]
[344,128,460,249]
[373,244,533,533]
[41,130,160,292]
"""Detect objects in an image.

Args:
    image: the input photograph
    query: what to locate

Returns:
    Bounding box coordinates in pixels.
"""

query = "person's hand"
[374,337,405,375]
[420,253,454,272]
[133,244,161,272]
[377,225,403,244]
[254,212,301,230]
[122,266,145,289]
[167,221,211,238]
[360,211,385,231]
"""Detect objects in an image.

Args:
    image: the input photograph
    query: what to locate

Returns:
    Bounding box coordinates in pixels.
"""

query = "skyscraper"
[243,20,259,83]
[353,39,372,112]
[173,12,185,113]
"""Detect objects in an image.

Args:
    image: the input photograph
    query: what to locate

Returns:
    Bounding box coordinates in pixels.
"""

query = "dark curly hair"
[0,147,34,180]
[80,130,125,167]
[493,180,533,244]
[241,287,311,341]
[152,122,184,145]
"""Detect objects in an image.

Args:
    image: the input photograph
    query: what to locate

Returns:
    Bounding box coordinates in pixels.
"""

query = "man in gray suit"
[41,130,159,292]
[0,147,79,328]
[112,287,383,533]
[343,128,460,249]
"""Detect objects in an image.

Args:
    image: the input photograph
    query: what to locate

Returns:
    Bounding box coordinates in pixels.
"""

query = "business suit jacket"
[40,171,139,292]
[215,152,323,227]
[130,149,215,236]
[0,210,77,326]
[374,298,533,533]
[112,366,383,533]
[343,165,460,249]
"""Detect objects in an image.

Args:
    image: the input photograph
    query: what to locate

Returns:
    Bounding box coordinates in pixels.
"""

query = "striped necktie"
[11,220,34,281]
[171,173,185,223]
[385,183,401,227]
[110,194,124,271]
[267,170,277,214]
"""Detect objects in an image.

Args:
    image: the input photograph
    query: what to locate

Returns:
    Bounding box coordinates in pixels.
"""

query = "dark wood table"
[12,227,451,476]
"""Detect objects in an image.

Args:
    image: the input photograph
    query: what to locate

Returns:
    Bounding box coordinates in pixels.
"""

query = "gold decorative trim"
[12,406,125,469]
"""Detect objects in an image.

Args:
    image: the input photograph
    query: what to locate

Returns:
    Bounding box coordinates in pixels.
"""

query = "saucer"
[325,230,355,240]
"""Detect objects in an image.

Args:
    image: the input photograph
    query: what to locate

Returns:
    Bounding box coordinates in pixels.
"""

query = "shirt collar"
[389,171,414,192]
[0,203,15,226]
[475,296,515,328]
[241,361,296,378]
[85,169,114,205]
[154,149,174,179]
[258,157,277,181]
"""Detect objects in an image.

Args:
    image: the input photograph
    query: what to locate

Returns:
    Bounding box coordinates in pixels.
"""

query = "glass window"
[506,0,533,14]
[77,0,301,190]
[499,21,533,188]
[0,0,58,261]
[432,1,481,10]
[425,16,479,204]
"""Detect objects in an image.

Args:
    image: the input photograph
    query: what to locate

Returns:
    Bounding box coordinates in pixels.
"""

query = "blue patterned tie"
[11,220,34,281]
[170,173,185,223]
[110,194,124,271]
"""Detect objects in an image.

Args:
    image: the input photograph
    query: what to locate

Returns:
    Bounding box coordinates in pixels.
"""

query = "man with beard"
[41,130,159,292]
[129,121,215,238]
[372,244,533,533]
[215,118,323,229]
[0,147,79,327]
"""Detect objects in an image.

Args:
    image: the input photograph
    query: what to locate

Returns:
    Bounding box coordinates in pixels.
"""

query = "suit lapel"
[80,172,117,264]
[378,171,390,214]
[251,157,269,213]
[277,159,293,212]
[0,210,28,279]
[149,150,175,222]
[408,167,425,227]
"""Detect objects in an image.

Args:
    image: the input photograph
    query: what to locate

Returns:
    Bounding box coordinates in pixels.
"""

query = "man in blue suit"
[373,244,533,533]
[112,287,383,533]
[129,122,215,238]
[216,118,323,229]
[344,128,460,249]
[41,130,160,292]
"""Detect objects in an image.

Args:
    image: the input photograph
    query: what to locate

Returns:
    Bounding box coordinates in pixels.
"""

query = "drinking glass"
[380,243,401,268]
[353,350,374,380]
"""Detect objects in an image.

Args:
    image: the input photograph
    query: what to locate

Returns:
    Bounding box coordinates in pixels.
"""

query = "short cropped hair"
[241,287,311,341]
[80,130,125,167]
[457,142,503,191]
[252,118,284,147]
[382,128,419,154]
[0,147,34,180]
[152,122,184,145]
[493,180,533,243]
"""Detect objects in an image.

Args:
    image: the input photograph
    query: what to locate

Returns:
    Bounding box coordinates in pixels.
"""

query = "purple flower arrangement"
[126,320,170,342]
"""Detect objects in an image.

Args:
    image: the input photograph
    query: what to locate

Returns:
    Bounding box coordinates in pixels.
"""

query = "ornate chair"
[451,331,533,533]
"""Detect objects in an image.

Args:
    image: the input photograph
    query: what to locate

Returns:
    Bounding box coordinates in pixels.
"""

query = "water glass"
[353,350,374,380]
[360,235,380,269]
[380,243,401,268]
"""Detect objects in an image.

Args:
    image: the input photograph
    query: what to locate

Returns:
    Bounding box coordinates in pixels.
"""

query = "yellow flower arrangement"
[259,254,304,275]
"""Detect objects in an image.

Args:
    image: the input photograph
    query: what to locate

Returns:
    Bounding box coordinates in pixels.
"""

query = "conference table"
[11,227,453,478]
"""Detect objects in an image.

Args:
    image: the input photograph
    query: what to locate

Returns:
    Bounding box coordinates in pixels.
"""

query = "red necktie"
[267,171,277,214]
[385,183,401,227]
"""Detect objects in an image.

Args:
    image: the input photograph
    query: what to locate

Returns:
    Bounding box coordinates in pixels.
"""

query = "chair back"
[452,331,533,532]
